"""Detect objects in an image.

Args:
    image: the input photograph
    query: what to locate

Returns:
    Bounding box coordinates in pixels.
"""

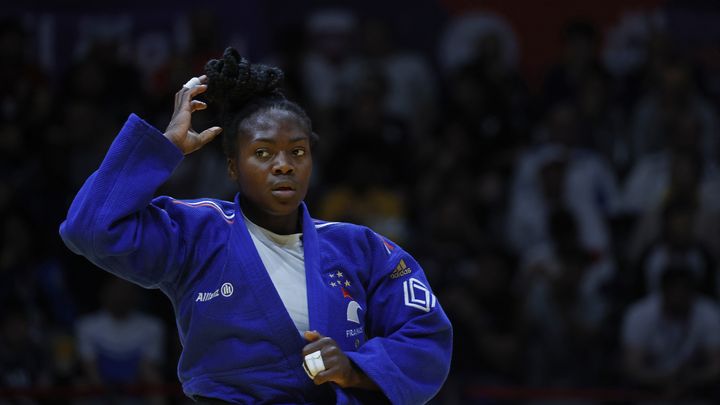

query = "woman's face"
[229,108,312,218]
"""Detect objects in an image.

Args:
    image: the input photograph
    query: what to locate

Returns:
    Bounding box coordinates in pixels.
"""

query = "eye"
[293,148,306,157]
[255,149,270,159]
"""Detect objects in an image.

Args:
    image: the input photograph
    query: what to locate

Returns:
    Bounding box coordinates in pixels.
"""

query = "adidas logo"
[390,259,412,279]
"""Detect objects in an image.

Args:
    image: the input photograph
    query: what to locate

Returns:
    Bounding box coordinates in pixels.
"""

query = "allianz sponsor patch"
[390,259,412,279]
[196,282,234,302]
[196,289,219,302]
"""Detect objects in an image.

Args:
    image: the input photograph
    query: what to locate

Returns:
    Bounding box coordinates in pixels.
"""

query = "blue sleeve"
[345,236,453,404]
[59,114,187,290]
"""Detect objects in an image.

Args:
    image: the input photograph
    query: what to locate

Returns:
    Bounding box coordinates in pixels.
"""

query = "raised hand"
[163,75,223,155]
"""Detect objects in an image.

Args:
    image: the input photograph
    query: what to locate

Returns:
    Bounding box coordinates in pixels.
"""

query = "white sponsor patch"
[221,282,234,297]
[196,282,234,302]
[403,278,437,313]
[196,289,219,302]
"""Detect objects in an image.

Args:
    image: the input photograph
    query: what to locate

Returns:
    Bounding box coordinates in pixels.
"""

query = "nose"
[272,151,294,175]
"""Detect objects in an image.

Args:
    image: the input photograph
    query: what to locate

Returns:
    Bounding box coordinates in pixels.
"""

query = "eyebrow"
[252,136,308,144]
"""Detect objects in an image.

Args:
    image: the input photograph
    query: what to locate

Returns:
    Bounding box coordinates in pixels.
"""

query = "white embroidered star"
[344,280,351,287]
[336,271,344,278]
[330,282,337,287]
[329,273,335,278]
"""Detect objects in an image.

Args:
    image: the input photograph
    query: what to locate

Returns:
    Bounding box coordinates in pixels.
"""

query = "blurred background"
[2,0,720,403]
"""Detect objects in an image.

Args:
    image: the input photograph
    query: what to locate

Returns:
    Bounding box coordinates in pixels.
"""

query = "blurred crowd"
[2,3,720,404]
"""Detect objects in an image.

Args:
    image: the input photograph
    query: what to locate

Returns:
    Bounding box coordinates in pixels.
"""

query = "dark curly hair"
[203,47,317,158]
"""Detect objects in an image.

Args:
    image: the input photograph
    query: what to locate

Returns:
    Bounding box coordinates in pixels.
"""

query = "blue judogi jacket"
[59,114,452,404]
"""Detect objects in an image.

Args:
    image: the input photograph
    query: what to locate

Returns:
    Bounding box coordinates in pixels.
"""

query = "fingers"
[301,333,353,386]
[302,332,332,357]
[309,345,342,386]
[312,369,334,386]
[183,74,207,88]
[185,83,208,99]
[176,75,209,102]
[196,126,223,147]
[171,77,209,122]
[182,75,208,92]
[191,100,207,112]
[303,330,322,343]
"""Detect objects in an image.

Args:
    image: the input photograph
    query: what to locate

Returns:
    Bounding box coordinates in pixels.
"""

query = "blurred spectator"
[622,114,720,263]
[519,210,613,386]
[53,39,146,198]
[0,214,48,321]
[442,248,522,383]
[634,200,717,298]
[629,59,719,164]
[437,12,519,77]
[323,69,411,186]
[622,266,720,399]
[507,102,620,255]
[318,150,407,244]
[443,57,529,162]
[0,208,76,349]
[542,20,608,110]
[62,39,143,115]
[602,8,666,79]
[0,19,52,230]
[621,112,720,215]
[75,278,165,399]
[409,119,498,272]
[50,98,119,191]
[300,9,363,129]
[440,18,531,166]
[575,70,629,174]
[184,10,225,73]
[358,18,438,140]
[608,14,671,114]
[415,190,483,278]
[144,10,225,121]
[0,18,52,129]
[0,300,52,391]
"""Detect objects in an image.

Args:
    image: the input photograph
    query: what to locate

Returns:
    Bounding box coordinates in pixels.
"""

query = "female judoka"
[60,47,452,404]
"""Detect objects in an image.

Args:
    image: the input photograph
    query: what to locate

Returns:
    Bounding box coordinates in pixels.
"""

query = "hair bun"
[204,47,284,109]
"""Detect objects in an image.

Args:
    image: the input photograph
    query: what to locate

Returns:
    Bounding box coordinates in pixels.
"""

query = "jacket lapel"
[229,195,304,353]
[300,203,329,336]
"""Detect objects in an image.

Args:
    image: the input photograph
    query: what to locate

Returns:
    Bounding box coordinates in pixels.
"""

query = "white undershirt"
[244,215,309,334]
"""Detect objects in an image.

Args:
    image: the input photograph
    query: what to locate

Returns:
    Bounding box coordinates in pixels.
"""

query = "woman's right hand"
[163,75,223,155]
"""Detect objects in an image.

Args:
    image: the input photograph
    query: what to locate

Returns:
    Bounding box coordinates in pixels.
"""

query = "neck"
[240,197,302,235]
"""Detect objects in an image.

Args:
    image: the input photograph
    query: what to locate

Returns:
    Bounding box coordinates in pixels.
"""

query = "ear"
[227,158,237,181]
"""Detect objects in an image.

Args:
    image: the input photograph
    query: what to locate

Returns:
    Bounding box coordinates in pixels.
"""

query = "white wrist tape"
[302,350,326,379]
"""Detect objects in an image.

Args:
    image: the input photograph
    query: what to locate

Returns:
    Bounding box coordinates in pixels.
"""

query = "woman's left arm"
[344,241,453,404]
[300,236,452,404]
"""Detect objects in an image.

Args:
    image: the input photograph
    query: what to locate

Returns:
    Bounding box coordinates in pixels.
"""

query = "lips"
[271,182,297,199]
[271,182,296,191]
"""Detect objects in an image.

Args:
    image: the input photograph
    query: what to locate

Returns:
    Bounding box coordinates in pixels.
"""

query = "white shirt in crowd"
[622,294,720,375]
[76,310,165,364]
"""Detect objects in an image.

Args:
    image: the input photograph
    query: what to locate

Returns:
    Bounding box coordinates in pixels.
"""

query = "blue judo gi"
[60,114,453,404]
